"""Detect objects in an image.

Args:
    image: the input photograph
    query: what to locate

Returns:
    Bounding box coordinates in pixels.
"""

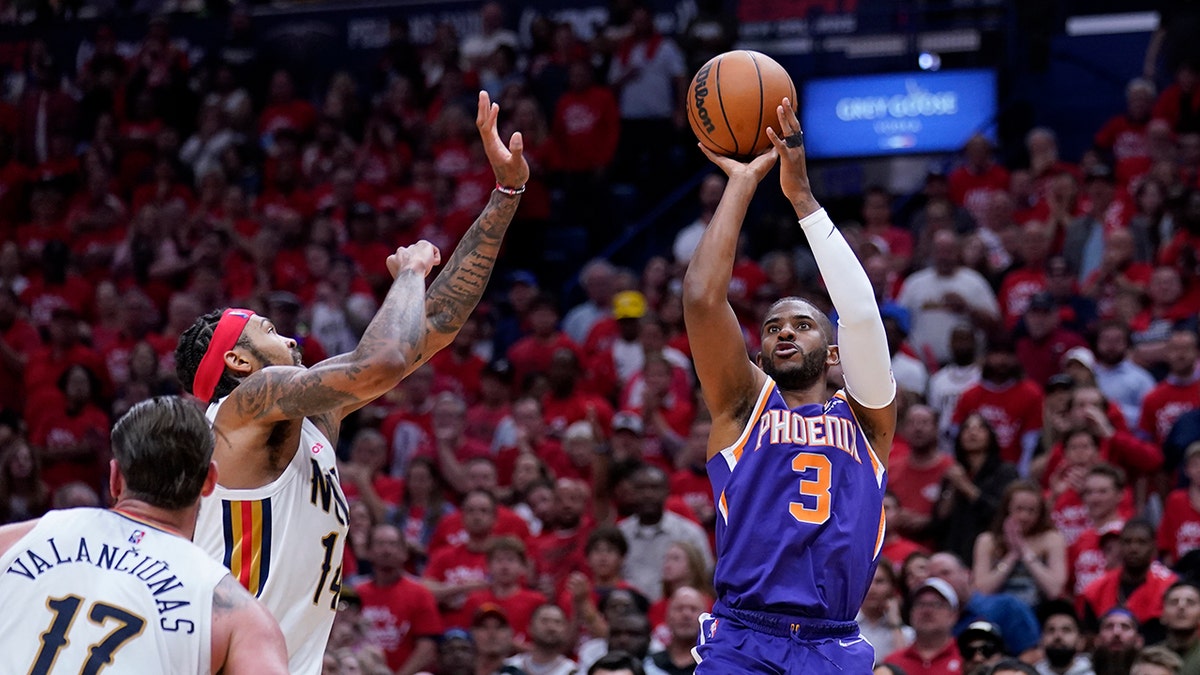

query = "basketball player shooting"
[682,97,897,673]
[173,91,528,675]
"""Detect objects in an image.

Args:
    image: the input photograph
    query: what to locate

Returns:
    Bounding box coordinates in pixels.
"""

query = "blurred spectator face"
[466,459,498,493]
[511,454,544,493]
[433,394,468,442]
[903,554,929,593]
[699,174,726,211]
[1019,221,1053,265]
[632,467,668,522]
[662,543,690,585]
[862,191,891,226]
[368,525,407,572]
[511,399,544,439]
[1149,267,1184,306]
[1007,488,1044,535]
[948,325,978,366]
[1062,431,1100,469]
[927,553,970,601]
[1024,304,1058,340]
[667,587,706,642]
[1026,129,1058,161]
[350,431,387,473]
[547,349,580,392]
[566,60,593,91]
[1082,471,1121,521]
[527,483,555,525]
[1069,387,1106,426]
[903,406,938,451]
[643,358,673,395]
[489,548,524,586]
[1095,325,1130,366]
[554,479,588,528]
[863,562,898,608]
[462,493,497,538]
[1166,331,1199,377]
[322,652,340,675]
[964,135,991,165]
[1127,80,1156,120]
[1097,612,1142,650]
[607,612,652,658]
[1162,584,1200,633]
[588,539,624,581]
[472,616,513,658]
[909,588,957,640]
[1044,257,1074,298]
[981,350,1019,384]
[1120,526,1156,570]
[1087,176,1116,209]
[931,231,961,274]
[529,605,569,652]
[1186,451,1200,486]
[438,636,475,674]
[981,192,1014,230]
[269,71,294,103]
[1041,614,1082,664]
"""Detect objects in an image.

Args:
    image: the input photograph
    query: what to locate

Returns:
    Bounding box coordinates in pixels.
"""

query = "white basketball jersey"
[195,398,348,675]
[0,508,227,675]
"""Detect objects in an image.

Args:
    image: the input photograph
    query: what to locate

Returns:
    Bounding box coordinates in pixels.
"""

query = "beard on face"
[981,362,1017,383]
[762,345,828,390]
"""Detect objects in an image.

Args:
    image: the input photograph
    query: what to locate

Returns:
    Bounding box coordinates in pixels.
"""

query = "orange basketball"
[687,50,798,159]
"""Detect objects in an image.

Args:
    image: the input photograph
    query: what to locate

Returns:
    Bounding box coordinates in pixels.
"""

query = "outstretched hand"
[697,143,778,182]
[477,90,530,189]
[765,97,815,210]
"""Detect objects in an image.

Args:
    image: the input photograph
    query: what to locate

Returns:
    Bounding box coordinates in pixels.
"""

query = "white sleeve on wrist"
[799,208,896,409]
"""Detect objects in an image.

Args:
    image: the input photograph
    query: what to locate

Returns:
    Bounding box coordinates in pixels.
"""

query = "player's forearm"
[798,207,894,407]
[352,268,428,372]
[424,191,519,343]
[682,174,757,304]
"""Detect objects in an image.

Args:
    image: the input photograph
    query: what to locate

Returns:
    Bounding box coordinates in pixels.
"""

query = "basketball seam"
[747,50,764,158]
[715,55,740,157]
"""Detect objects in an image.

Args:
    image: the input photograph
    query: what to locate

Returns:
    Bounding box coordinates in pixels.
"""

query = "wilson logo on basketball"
[692,62,716,133]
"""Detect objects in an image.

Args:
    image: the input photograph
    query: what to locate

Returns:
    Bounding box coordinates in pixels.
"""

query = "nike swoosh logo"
[838,637,865,647]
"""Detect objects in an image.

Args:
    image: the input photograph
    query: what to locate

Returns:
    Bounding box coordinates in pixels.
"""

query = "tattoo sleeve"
[424,191,519,337]
[227,269,428,424]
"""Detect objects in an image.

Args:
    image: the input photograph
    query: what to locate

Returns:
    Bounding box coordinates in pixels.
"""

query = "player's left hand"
[766,97,813,207]
[477,90,530,190]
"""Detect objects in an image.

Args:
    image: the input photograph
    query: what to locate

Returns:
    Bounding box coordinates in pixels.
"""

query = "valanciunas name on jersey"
[6,535,199,632]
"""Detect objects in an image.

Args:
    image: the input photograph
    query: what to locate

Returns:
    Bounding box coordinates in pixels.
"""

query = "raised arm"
[767,99,897,465]
[219,242,439,429]
[681,148,777,456]
[415,91,530,367]
[210,574,289,675]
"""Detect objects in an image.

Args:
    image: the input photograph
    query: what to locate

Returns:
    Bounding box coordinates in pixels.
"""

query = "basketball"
[687,50,798,159]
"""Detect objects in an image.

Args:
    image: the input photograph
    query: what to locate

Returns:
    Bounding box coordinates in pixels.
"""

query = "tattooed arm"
[218,242,441,430]
[413,90,530,365]
[210,575,289,675]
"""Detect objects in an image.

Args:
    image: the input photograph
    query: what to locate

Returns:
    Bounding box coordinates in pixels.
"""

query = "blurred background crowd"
[1,0,1200,674]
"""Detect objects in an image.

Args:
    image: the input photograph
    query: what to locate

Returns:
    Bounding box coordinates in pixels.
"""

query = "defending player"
[173,91,529,675]
[0,397,288,674]
[682,98,897,672]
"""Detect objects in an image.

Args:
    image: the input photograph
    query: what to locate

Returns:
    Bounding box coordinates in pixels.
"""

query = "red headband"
[193,308,256,402]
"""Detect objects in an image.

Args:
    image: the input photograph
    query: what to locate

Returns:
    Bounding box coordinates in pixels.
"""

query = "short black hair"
[588,651,646,675]
[111,397,214,510]
[982,660,1039,675]
[586,525,629,557]
[175,308,253,403]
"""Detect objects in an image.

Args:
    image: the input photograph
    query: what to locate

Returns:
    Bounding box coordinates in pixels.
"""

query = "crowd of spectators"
[2,1,1200,674]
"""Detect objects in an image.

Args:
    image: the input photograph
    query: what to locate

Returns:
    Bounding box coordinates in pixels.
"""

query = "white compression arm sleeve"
[799,208,896,409]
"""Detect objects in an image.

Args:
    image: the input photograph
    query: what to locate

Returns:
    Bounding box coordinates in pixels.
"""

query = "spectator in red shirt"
[1160,442,1200,566]
[1082,228,1156,320]
[424,490,500,629]
[1048,427,1138,547]
[530,478,594,598]
[507,294,579,389]
[885,578,964,675]
[862,186,915,276]
[542,347,614,439]
[948,134,1011,222]
[391,457,455,570]
[1041,384,1162,488]
[552,60,620,173]
[1067,464,1128,594]
[1015,292,1088,386]
[1095,78,1157,186]
[1152,61,1200,134]
[998,221,1054,330]
[429,315,488,405]
[668,418,716,531]
[952,339,1043,471]
[259,69,317,148]
[30,364,110,494]
[23,307,108,425]
[428,457,531,553]
[464,537,548,645]
[1081,520,1178,640]
[423,392,494,495]
[889,404,952,541]
[340,427,404,513]
[1140,328,1200,444]
[0,288,40,414]
[356,524,442,674]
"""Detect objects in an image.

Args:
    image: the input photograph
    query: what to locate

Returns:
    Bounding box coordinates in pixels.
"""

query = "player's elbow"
[355,349,411,386]
[681,272,723,311]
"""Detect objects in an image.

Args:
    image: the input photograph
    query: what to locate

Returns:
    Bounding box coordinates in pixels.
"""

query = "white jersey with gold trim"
[0,508,227,674]
[195,397,349,675]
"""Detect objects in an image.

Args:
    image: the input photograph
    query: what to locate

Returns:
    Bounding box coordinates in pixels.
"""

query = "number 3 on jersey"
[789,452,831,525]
